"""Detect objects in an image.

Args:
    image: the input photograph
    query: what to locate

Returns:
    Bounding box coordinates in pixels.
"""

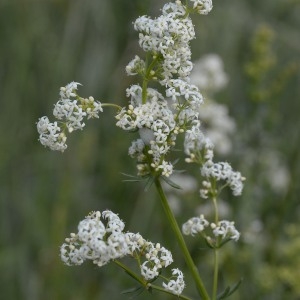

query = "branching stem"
[154,178,210,300]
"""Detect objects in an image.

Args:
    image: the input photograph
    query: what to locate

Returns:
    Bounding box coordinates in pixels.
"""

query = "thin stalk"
[142,55,160,104]
[101,103,123,110]
[114,260,193,300]
[212,195,219,299]
[154,178,210,300]
[212,195,218,225]
[212,249,219,300]
[113,260,146,287]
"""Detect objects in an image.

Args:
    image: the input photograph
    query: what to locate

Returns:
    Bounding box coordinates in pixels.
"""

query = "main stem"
[154,178,210,300]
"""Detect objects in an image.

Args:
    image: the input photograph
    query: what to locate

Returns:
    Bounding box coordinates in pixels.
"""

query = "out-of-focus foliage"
[1,0,300,299]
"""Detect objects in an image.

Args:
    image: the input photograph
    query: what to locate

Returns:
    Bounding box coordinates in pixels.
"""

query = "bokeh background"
[1,0,300,299]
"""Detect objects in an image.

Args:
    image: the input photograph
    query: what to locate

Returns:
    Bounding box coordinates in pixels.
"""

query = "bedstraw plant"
[36,1,245,299]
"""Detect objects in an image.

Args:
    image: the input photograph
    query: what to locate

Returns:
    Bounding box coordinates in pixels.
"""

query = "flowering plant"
[37,0,245,299]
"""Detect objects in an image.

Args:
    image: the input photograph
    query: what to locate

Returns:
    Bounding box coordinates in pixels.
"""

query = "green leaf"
[121,286,142,295]
[217,278,243,300]
[144,176,155,191]
[121,286,145,298]
[120,172,140,179]
[161,176,182,189]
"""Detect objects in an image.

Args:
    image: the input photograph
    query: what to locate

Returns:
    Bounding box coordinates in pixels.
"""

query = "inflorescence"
[36,0,246,298]
[60,210,185,295]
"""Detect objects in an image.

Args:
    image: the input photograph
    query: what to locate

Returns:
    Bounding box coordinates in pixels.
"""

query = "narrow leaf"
[217,278,243,300]
[161,176,182,189]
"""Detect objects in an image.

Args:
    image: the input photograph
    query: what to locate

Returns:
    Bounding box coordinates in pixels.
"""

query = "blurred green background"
[1,0,300,299]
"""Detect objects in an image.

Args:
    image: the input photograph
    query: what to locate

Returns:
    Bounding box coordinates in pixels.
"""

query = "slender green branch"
[113,260,146,287]
[114,260,193,300]
[212,195,219,299]
[142,55,160,104]
[212,195,219,225]
[101,103,123,110]
[142,78,148,105]
[212,249,219,300]
[154,178,210,300]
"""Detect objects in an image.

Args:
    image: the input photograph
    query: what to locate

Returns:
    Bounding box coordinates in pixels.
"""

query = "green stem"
[113,260,146,287]
[142,78,148,104]
[142,55,160,104]
[114,260,193,300]
[154,178,210,300]
[212,195,219,299]
[101,103,123,110]
[212,249,219,300]
[212,195,218,225]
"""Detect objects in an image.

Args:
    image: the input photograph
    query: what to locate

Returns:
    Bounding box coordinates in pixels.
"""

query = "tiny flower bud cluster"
[37,82,103,152]
[60,210,185,295]
[182,215,240,243]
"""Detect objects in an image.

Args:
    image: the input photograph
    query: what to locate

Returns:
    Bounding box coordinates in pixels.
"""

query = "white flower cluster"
[134,1,194,84]
[116,86,177,177]
[201,161,245,196]
[182,214,209,236]
[162,268,185,295]
[184,121,244,197]
[182,215,240,242]
[60,210,127,267]
[37,116,67,152]
[37,82,103,152]
[60,210,185,295]
[119,1,216,178]
[190,0,213,15]
[140,242,173,280]
[211,220,240,241]
[116,81,204,177]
